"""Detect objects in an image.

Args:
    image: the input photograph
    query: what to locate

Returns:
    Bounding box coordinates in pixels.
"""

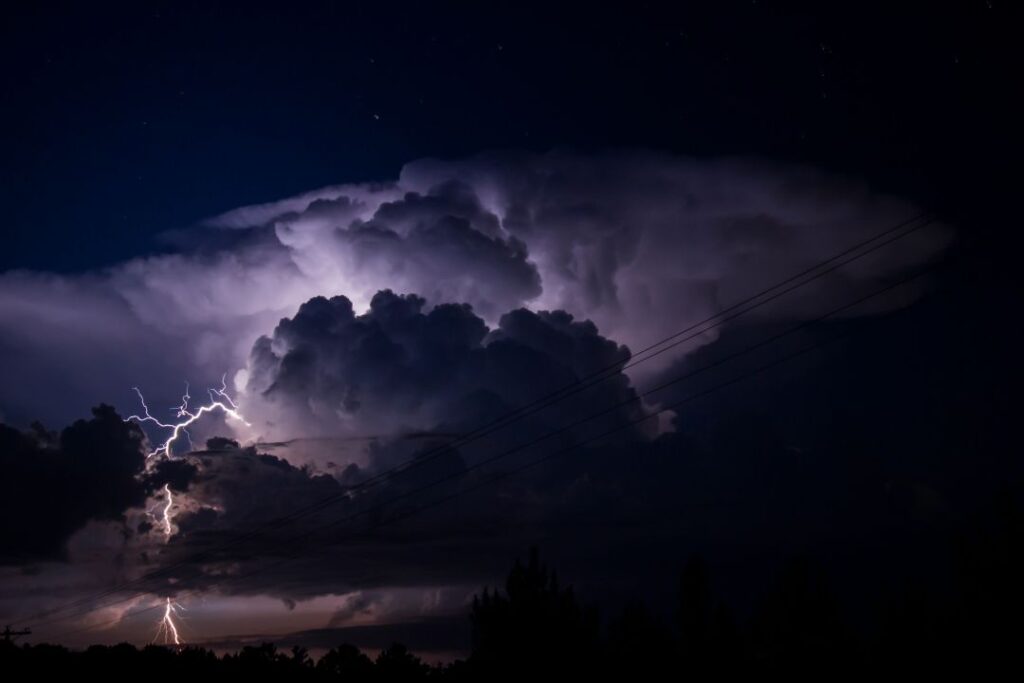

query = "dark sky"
[1,2,1011,271]
[0,0,1018,661]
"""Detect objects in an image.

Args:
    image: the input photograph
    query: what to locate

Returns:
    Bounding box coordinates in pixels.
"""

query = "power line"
[28,260,941,636]
[44,605,163,644]
[1,626,31,642]
[47,272,925,642]
[15,212,936,628]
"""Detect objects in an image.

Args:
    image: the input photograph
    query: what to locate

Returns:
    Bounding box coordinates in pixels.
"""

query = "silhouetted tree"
[469,547,599,678]
[316,643,374,681]
[875,583,946,676]
[675,555,743,677]
[375,642,429,680]
[606,599,674,679]
[750,556,852,676]
[4,528,1023,681]
[946,488,1024,676]
[678,557,713,657]
[288,645,314,674]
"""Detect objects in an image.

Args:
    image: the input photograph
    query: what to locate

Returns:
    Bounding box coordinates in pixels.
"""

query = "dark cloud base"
[0,406,149,562]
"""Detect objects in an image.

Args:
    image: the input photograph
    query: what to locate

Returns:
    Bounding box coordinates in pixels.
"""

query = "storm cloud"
[0,150,956,646]
[127,291,652,602]
[243,289,643,444]
[0,405,193,563]
[0,151,948,432]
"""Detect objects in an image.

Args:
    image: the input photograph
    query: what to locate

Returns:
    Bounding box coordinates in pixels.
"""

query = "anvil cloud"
[0,150,947,434]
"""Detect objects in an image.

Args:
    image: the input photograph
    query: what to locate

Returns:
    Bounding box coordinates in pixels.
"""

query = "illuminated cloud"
[0,150,949,439]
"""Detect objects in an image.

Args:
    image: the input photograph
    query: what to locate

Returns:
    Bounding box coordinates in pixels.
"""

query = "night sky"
[0,0,1018,665]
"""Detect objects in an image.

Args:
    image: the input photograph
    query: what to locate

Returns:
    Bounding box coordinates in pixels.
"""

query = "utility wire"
[16,212,936,628]
[29,259,942,636]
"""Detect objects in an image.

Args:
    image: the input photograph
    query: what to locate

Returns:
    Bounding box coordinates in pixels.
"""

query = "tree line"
[2,495,1020,681]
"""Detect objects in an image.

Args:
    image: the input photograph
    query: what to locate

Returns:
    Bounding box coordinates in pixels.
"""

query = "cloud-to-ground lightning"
[154,597,184,647]
[127,374,250,459]
[127,381,229,646]
[146,483,176,540]
[130,375,248,541]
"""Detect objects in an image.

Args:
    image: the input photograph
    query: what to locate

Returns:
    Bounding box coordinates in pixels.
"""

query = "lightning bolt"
[127,374,250,459]
[127,377,236,645]
[161,484,174,538]
[158,483,174,539]
[154,597,184,647]
[143,483,178,541]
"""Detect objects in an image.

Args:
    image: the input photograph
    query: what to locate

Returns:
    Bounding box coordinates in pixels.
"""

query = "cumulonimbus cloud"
[0,150,963,647]
[0,150,950,436]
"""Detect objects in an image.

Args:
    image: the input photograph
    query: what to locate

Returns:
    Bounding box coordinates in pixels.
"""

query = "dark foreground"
[3,517,1022,682]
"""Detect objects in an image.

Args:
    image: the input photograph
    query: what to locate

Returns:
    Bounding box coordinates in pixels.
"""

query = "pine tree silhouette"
[470,546,599,678]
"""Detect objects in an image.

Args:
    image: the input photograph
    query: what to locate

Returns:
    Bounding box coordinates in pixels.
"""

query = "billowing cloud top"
[0,150,947,434]
[244,290,642,443]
